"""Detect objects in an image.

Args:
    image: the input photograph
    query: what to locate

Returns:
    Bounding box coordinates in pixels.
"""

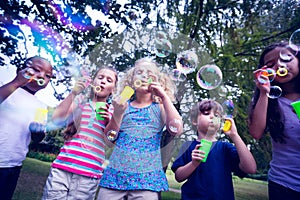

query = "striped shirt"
[52,101,109,179]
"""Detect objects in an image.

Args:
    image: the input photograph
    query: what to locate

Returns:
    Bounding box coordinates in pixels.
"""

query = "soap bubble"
[155,31,172,58]
[222,99,236,118]
[175,50,198,75]
[167,118,182,135]
[196,64,223,90]
[289,29,300,54]
[267,86,282,99]
[170,69,187,82]
[216,85,228,97]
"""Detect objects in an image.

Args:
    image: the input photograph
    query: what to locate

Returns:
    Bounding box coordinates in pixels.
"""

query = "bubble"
[80,137,95,150]
[107,130,119,142]
[279,47,293,62]
[289,29,300,53]
[277,59,288,69]
[256,68,276,84]
[126,10,139,21]
[266,68,277,81]
[196,64,223,90]
[211,116,221,126]
[66,52,81,65]
[167,118,182,135]
[22,68,35,79]
[216,85,228,97]
[156,31,167,40]
[48,2,95,31]
[170,69,187,82]
[26,60,33,67]
[101,159,110,170]
[175,50,198,75]
[155,31,172,58]
[222,99,236,118]
[267,86,282,99]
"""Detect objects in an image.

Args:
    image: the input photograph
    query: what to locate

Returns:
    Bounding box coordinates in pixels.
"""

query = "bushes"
[27,151,57,162]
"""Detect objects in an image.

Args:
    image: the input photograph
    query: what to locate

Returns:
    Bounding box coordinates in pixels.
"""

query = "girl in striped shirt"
[42,67,117,200]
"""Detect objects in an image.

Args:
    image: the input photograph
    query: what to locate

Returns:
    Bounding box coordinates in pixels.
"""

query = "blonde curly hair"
[115,58,177,103]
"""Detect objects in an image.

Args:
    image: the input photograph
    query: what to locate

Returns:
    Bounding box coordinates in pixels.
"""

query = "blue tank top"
[99,102,168,191]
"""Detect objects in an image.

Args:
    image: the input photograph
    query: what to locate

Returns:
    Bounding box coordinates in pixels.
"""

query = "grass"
[233,177,268,200]
[13,158,268,200]
[13,158,51,200]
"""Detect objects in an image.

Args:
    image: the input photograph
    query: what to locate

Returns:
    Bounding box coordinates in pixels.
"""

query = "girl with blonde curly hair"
[97,57,183,200]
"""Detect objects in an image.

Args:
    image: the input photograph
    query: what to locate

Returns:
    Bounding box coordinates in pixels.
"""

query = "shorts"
[42,167,100,200]
[97,187,159,200]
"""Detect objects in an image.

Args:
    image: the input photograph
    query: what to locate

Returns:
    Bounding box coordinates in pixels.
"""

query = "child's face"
[132,63,159,90]
[24,58,53,92]
[93,69,116,98]
[264,47,299,84]
[195,109,222,135]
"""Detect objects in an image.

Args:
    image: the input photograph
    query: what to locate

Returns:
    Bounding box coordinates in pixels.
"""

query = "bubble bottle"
[222,100,235,132]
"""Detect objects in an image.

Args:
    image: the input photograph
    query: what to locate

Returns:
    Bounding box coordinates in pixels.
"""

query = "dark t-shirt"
[171,140,246,200]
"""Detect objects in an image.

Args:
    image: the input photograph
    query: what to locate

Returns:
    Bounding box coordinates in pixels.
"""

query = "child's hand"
[29,122,46,143]
[72,76,91,95]
[191,144,205,164]
[148,82,167,100]
[112,96,128,116]
[13,68,35,87]
[223,118,238,138]
[253,66,271,94]
[95,103,110,124]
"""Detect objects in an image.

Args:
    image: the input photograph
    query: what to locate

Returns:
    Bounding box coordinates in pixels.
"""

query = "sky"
[0,1,131,107]
[0,0,176,107]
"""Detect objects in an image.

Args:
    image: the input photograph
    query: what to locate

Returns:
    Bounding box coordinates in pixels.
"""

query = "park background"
[0,0,299,199]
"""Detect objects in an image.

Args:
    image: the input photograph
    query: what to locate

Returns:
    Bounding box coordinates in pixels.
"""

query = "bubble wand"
[80,69,102,93]
[22,68,46,86]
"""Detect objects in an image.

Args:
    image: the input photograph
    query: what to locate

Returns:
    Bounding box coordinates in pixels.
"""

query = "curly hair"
[248,41,300,143]
[115,58,177,103]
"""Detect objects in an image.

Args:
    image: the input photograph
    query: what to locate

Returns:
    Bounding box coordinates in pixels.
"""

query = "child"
[42,67,117,200]
[248,42,300,199]
[0,56,53,200]
[97,58,183,200]
[172,99,256,200]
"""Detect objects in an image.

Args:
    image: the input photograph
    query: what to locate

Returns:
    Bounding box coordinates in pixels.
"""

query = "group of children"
[0,40,299,200]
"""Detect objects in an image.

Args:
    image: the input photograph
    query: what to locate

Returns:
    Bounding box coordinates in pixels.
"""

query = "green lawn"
[13,158,268,200]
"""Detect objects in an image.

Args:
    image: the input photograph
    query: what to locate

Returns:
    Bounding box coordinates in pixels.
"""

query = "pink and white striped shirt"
[52,101,110,179]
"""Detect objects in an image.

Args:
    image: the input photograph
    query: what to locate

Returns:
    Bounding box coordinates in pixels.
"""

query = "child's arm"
[149,82,183,136]
[225,118,257,174]
[0,70,29,104]
[174,144,203,182]
[103,97,128,141]
[248,69,269,140]
[52,77,90,122]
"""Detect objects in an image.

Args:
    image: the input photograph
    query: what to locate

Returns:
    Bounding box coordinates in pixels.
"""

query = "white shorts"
[42,167,100,200]
[97,187,159,200]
